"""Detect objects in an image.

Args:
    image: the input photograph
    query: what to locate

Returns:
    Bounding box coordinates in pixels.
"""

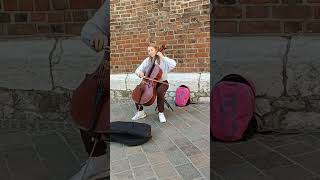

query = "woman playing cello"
[131,42,177,123]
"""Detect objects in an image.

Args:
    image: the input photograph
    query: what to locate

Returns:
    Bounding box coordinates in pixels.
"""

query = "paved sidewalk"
[110,101,210,180]
[4,98,320,180]
[0,125,89,180]
[0,100,210,180]
[213,133,320,180]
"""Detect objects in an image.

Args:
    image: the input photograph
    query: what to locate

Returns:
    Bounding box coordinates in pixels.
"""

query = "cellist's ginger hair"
[148,42,159,50]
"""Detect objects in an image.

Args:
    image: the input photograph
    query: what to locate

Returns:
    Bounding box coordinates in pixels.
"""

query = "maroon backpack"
[211,74,257,142]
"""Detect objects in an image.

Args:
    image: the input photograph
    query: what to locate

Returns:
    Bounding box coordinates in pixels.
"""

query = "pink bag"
[175,85,190,107]
[211,74,257,142]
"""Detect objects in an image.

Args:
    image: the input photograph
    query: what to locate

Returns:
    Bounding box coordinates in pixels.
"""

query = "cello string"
[103,50,110,90]
[99,48,109,89]
[96,45,109,89]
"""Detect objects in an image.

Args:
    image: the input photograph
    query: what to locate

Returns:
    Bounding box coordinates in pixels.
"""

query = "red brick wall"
[0,0,103,36]
[110,0,210,73]
[212,0,320,34]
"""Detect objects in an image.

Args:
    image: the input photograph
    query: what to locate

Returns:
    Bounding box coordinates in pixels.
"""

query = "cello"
[69,44,110,180]
[70,47,110,134]
[131,44,167,107]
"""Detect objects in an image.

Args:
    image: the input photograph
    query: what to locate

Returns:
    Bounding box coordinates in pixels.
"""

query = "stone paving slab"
[0,152,10,180]
[32,133,80,180]
[213,133,320,180]
[0,130,86,180]
[5,146,51,180]
[110,101,210,180]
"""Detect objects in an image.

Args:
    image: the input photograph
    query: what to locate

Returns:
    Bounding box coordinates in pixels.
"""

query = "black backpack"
[108,121,152,146]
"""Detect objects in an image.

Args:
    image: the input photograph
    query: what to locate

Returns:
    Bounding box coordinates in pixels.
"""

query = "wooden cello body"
[131,65,162,106]
[70,49,110,134]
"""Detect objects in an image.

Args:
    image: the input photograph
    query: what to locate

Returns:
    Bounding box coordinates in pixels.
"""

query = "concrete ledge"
[0,37,102,90]
[111,73,210,102]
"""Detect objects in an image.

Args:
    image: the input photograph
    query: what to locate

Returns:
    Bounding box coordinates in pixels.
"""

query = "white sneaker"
[131,110,146,120]
[159,112,166,123]
[69,154,109,180]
